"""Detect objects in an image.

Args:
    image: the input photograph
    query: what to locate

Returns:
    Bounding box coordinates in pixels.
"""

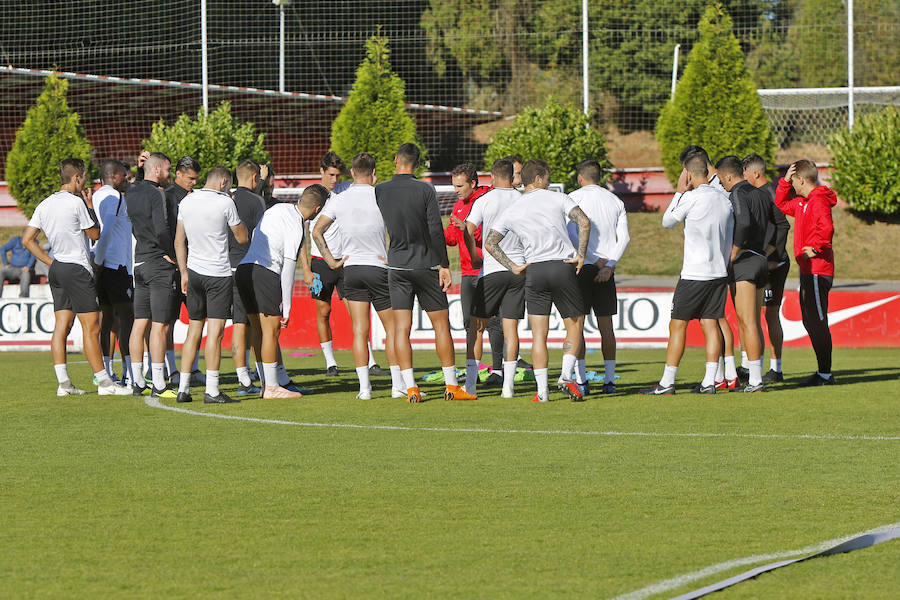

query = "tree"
[331,31,425,179]
[5,73,93,218]
[656,4,776,183]
[483,99,610,192]
[142,102,269,183]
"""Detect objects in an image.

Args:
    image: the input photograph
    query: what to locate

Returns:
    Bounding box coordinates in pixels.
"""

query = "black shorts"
[48,261,99,314]
[97,265,134,306]
[671,277,728,321]
[235,263,282,317]
[310,256,344,302]
[231,276,248,325]
[388,268,448,313]
[524,260,583,318]
[578,264,618,317]
[765,261,790,308]
[730,252,768,288]
[343,265,391,312]
[186,269,232,321]
[171,270,186,322]
[472,271,526,320]
[133,258,178,323]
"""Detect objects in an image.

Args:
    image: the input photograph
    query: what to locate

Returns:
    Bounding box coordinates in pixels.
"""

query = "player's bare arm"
[463,222,482,270]
[299,220,315,286]
[21,226,53,267]
[484,229,526,275]
[311,215,345,270]
[174,220,189,294]
[566,206,590,273]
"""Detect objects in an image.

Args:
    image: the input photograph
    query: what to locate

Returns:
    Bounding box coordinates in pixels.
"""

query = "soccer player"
[312,152,399,399]
[716,155,776,393]
[563,158,630,395]
[640,154,733,395]
[236,184,329,398]
[93,159,134,383]
[484,159,591,403]
[462,158,524,398]
[21,158,130,396]
[775,160,837,386]
[445,162,505,388]
[0,235,36,298]
[228,160,266,396]
[174,167,247,403]
[743,153,790,383]
[375,143,476,403]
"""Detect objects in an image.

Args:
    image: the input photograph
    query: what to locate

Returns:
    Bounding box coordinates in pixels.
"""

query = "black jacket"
[229,187,266,267]
[375,174,449,269]
[127,180,175,263]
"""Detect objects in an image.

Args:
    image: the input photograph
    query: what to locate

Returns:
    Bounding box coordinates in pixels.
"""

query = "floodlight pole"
[847,0,854,130]
[201,0,208,114]
[671,44,680,100]
[582,0,589,116]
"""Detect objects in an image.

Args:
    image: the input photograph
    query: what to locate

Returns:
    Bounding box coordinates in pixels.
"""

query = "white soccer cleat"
[356,390,372,400]
[391,388,426,399]
[98,381,133,396]
[57,381,86,397]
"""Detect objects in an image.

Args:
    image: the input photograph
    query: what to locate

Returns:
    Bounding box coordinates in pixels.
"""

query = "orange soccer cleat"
[444,385,477,401]
[407,386,423,403]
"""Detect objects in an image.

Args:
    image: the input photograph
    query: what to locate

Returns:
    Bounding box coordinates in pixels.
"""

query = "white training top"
[465,187,524,276]
[28,191,95,273]
[92,185,133,274]
[177,189,241,277]
[309,191,343,259]
[663,184,734,281]
[319,183,387,268]
[491,188,577,264]
[567,184,630,267]
[240,202,306,275]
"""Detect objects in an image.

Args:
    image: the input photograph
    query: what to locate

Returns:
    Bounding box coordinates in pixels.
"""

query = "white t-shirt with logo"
[28,191,95,272]
[309,191,343,259]
[240,202,306,275]
[319,183,386,268]
[567,184,630,267]
[490,188,578,264]
[177,189,241,277]
[465,187,524,276]
[662,184,734,280]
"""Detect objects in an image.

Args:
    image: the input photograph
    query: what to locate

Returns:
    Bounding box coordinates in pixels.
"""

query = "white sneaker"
[356,389,372,400]
[98,381,133,396]
[392,388,426,399]
[57,381,86,396]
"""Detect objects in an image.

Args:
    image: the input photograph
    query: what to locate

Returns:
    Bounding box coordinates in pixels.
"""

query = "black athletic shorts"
[231,275,249,325]
[235,263,282,317]
[388,268,449,313]
[343,265,392,312]
[48,261,99,314]
[578,264,618,317]
[171,270,186,322]
[671,277,728,321]
[310,256,344,302]
[472,271,526,320]
[729,252,768,289]
[186,269,232,321]
[525,260,583,318]
[97,265,134,306]
[133,257,178,323]
[765,261,790,308]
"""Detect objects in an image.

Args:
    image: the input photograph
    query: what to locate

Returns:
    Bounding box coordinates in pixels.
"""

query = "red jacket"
[774,179,837,276]
[444,185,491,276]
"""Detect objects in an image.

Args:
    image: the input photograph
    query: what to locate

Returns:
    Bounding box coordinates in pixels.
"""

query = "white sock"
[54,363,69,384]
[191,353,200,373]
[442,366,458,387]
[748,359,762,386]
[356,366,371,393]
[165,350,177,376]
[702,362,717,387]
[142,351,150,373]
[132,362,145,388]
[236,366,251,387]
[262,363,278,388]
[771,357,782,372]
[276,363,291,386]
[367,342,376,368]
[151,363,165,390]
[401,368,416,390]
[660,364,678,387]
[206,370,219,396]
[576,359,587,384]
[604,359,616,384]
[715,356,724,382]
[740,350,748,366]
[724,355,737,380]
[321,341,337,368]
[502,360,516,395]
[390,365,403,391]
[465,359,478,394]
[94,370,112,385]
[102,356,112,377]
[178,372,191,393]
[534,367,549,400]
[559,353,576,383]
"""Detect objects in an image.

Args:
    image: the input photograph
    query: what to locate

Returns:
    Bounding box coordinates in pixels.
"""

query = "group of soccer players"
[22,139,836,402]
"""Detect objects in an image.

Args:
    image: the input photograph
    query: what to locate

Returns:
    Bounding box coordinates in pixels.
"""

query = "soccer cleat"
[325,365,339,377]
[283,382,313,395]
[736,366,749,382]
[97,381,132,396]
[690,382,716,394]
[368,364,389,377]
[560,381,584,402]
[176,392,193,403]
[576,381,590,397]
[516,357,533,370]
[739,382,766,393]
[392,388,427,399]
[190,370,206,386]
[57,381,86,397]
[407,386,422,403]
[639,383,675,395]
[356,390,372,400]
[236,383,261,396]
[150,386,177,399]
[262,385,302,399]
[762,369,784,383]
[799,373,836,387]
[501,389,515,398]
[602,381,617,395]
[131,384,148,397]
[444,385,477,401]
[483,372,503,388]
[531,392,550,403]
[204,391,240,404]
[715,377,739,391]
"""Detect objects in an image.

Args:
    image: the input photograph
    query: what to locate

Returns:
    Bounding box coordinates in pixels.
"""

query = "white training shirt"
[319,183,386,268]
[465,187,524,276]
[28,191,95,273]
[567,184,630,267]
[490,188,577,264]
[92,185,133,274]
[177,189,241,277]
[309,191,343,259]
[663,184,734,281]
[240,202,306,275]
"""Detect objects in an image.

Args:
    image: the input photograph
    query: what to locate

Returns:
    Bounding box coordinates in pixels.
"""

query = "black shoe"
[762,369,784,383]
[690,382,716,394]
[132,384,147,397]
[735,366,749,382]
[639,383,675,395]
[176,391,193,403]
[204,391,240,404]
[739,382,766,393]
[483,372,503,387]
[150,385,176,399]
[325,365,339,377]
[368,363,389,377]
[799,373,836,387]
[602,381,616,395]
[516,357,533,370]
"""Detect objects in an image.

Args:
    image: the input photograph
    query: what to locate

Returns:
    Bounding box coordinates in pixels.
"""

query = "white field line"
[609,521,900,600]
[143,397,900,441]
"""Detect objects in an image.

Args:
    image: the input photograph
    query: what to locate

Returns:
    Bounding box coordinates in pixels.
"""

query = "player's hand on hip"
[565,255,585,274]
[439,267,452,291]
[510,263,528,276]
[595,266,614,282]
[327,256,347,270]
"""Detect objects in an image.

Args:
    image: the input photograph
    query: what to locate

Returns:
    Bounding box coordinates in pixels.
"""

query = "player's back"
[322,183,385,268]
[375,174,447,270]
[674,185,733,280]
[495,188,576,264]
[567,184,626,263]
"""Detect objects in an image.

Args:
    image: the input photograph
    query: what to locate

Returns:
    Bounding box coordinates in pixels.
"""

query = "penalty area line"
[143,397,900,441]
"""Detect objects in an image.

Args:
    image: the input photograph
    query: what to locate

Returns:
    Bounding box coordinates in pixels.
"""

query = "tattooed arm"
[566,205,590,273]
[484,229,527,275]
[311,215,345,270]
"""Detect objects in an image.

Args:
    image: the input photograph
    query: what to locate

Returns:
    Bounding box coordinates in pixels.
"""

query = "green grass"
[1,347,899,598]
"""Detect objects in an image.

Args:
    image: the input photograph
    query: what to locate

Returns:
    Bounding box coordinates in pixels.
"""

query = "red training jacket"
[444,185,491,276]
[774,178,837,276]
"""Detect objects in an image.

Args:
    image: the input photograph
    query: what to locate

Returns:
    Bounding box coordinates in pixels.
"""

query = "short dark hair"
[175,155,201,174]
[741,153,766,173]
[794,159,819,184]
[491,158,513,183]
[300,183,329,209]
[236,159,260,182]
[60,158,86,184]
[576,159,603,184]
[144,152,171,175]
[503,154,524,165]
[100,159,125,183]
[396,143,421,168]
[321,151,345,172]
[205,166,233,187]
[451,162,478,183]
[714,155,743,179]
[679,145,708,166]
[521,159,550,186]
[684,154,708,179]
[351,152,376,176]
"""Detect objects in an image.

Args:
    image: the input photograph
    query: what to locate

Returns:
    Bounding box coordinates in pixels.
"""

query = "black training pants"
[799,272,833,374]
[461,275,504,370]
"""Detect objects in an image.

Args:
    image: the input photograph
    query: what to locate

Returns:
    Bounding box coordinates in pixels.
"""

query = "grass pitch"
[1,347,898,599]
